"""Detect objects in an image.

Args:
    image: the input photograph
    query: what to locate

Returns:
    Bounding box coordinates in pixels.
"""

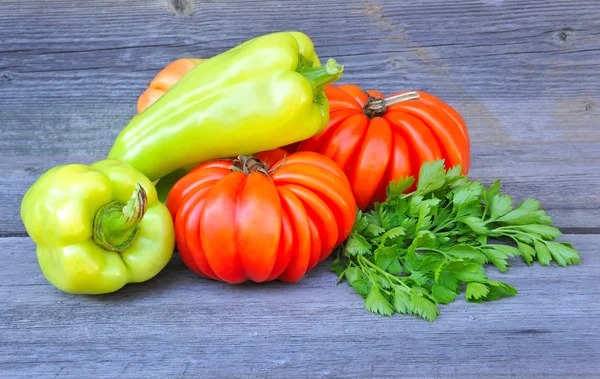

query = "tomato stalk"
[364,91,420,118]
[229,155,286,177]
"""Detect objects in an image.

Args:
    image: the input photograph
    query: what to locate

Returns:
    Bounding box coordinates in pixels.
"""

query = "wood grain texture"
[0,235,598,378]
[3,140,600,236]
[167,0,195,16]
[1,0,599,234]
[1,1,600,377]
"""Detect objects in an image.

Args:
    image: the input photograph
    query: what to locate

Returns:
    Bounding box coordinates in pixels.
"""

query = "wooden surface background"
[1,0,599,377]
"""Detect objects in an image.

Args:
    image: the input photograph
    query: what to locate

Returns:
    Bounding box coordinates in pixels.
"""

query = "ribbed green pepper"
[108,31,343,181]
[20,159,175,294]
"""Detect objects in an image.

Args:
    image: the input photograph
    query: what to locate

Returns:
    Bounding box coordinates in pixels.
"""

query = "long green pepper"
[109,31,344,181]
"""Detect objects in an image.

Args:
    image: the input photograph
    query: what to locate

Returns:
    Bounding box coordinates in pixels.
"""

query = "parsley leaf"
[365,286,394,316]
[333,160,581,321]
[545,241,581,266]
[331,256,347,279]
[484,180,513,220]
[454,262,487,283]
[460,216,489,234]
[516,241,536,265]
[534,239,552,266]
[518,198,541,212]
[465,282,490,302]
[432,284,458,304]
[514,224,562,240]
[407,232,436,254]
[409,294,440,322]
[379,226,406,246]
[481,244,520,272]
[446,244,487,264]
[416,160,446,195]
[453,182,484,210]
[386,177,415,197]
[345,233,371,257]
[483,281,518,300]
[344,266,372,296]
[374,246,399,271]
[393,288,412,314]
[353,210,369,234]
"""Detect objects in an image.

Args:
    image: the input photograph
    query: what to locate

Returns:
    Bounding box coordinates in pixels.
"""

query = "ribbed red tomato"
[294,84,470,210]
[166,150,357,284]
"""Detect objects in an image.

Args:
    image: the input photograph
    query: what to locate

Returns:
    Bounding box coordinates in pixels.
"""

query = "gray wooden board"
[1,0,600,377]
[1,0,600,234]
[3,141,600,236]
[1,235,599,378]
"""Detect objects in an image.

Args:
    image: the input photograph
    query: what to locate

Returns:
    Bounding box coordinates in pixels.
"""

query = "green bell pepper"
[20,159,175,294]
[108,31,343,181]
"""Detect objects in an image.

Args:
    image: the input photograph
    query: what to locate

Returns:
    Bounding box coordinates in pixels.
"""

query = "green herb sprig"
[332,160,581,321]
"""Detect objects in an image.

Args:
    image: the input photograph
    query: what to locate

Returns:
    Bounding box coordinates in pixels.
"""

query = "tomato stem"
[230,156,269,176]
[267,155,287,173]
[230,155,287,177]
[92,183,147,252]
[364,91,420,118]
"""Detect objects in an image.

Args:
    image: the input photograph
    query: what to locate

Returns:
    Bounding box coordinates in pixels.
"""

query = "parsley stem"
[359,256,411,290]
[432,218,457,233]
[492,226,520,232]
[356,256,386,290]
[492,226,548,242]
[481,201,490,221]
[416,247,449,259]
[431,204,456,233]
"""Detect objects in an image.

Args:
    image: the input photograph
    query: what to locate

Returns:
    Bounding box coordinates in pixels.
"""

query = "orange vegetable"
[137,58,204,113]
[166,149,357,284]
[295,84,470,209]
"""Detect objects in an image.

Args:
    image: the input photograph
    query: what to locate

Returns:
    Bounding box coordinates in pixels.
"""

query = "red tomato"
[166,150,357,284]
[295,84,470,209]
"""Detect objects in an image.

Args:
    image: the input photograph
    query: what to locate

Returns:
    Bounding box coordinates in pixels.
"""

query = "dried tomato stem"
[230,156,269,176]
[267,155,287,174]
[364,91,420,118]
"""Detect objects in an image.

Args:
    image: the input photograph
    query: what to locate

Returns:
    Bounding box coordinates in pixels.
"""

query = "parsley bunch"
[332,161,581,321]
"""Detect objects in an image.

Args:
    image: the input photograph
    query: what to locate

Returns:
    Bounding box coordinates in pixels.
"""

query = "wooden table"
[2,1,599,377]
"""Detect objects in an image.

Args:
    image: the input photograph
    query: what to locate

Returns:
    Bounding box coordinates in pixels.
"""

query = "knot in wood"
[168,0,194,15]
[554,28,574,44]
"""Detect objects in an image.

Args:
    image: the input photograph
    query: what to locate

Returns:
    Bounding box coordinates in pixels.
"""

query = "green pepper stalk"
[300,58,343,91]
[92,183,148,252]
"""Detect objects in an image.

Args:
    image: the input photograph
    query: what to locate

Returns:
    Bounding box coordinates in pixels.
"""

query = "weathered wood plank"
[1,0,599,235]
[2,0,599,118]
[3,139,600,236]
[0,235,598,378]
[2,1,599,378]
[1,0,599,144]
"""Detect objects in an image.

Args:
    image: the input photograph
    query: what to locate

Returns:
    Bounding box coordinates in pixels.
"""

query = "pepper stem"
[300,58,344,92]
[92,183,148,252]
